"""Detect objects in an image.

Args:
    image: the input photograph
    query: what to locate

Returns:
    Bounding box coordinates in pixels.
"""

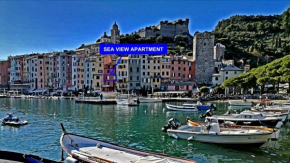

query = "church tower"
[110,22,120,44]
[193,32,215,85]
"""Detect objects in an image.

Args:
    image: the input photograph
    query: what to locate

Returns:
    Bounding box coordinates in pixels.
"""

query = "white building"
[212,64,244,86]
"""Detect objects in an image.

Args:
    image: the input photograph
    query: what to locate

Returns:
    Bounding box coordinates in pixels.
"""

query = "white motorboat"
[163,118,272,147]
[206,111,283,128]
[186,119,280,140]
[138,97,162,103]
[166,104,197,112]
[165,101,204,112]
[60,124,196,163]
[229,101,252,106]
[242,110,288,122]
[116,99,138,106]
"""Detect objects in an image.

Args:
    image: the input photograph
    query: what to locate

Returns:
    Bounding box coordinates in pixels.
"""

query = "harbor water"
[0,98,289,163]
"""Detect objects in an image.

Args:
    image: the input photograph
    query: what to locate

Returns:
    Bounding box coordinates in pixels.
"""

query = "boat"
[206,111,283,128]
[166,102,213,112]
[60,123,196,163]
[0,150,60,163]
[229,101,252,106]
[138,97,162,103]
[116,99,138,106]
[1,113,28,126]
[242,110,288,123]
[162,118,272,147]
[166,103,197,112]
[187,119,281,140]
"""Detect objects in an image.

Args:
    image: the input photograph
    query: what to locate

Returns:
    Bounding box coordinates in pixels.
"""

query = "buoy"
[171,134,178,139]
[187,136,195,141]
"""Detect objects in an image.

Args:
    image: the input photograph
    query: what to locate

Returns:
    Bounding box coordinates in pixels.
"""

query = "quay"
[75,99,117,104]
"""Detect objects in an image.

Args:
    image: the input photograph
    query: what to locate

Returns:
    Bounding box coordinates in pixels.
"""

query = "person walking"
[100,93,103,100]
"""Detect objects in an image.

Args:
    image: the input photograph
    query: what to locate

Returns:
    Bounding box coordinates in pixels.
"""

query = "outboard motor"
[162,118,180,132]
[210,104,217,111]
[200,110,213,118]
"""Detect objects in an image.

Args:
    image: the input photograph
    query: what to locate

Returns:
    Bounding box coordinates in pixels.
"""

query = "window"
[137,67,139,72]
[178,73,181,77]
[234,71,237,74]
[162,72,164,75]
[215,77,218,80]
[189,75,192,78]
[162,65,164,69]
[172,73,175,77]
[204,43,206,46]
[130,67,132,72]
[226,71,228,74]
[172,67,174,70]
[130,76,132,80]
[184,67,186,71]
[143,72,145,75]
[137,76,139,80]
[178,67,180,70]
[143,65,145,69]
[225,77,228,80]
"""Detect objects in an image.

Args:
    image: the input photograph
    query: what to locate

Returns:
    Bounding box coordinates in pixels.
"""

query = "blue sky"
[0,0,289,59]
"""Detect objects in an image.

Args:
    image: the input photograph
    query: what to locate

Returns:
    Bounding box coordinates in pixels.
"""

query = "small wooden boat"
[0,150,60,163]
[162,118,272,147]
[229,101,252,106]
[60,123,196,163]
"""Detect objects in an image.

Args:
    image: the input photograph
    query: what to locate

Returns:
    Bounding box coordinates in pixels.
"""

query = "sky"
[0,0,289,59]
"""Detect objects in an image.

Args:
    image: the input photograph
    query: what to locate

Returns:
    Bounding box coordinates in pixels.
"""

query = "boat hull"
[167,129,271,147]
[166,104,197,112]
[60,132,196,163]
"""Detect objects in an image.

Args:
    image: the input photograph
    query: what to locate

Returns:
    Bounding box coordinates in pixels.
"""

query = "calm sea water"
[0,98,289,163]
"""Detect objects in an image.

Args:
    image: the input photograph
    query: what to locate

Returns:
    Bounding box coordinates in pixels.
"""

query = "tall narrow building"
[193,32,215,85]
[110,22,120,44]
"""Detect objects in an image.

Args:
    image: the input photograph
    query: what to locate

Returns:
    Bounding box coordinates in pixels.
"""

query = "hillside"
[214,8,290,68]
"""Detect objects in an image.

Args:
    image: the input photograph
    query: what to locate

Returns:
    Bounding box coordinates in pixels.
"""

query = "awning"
[93,90,101,93]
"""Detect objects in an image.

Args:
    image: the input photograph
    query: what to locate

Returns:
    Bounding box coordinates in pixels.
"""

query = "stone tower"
[111,22,120,44]
[193,32,215,85]
[214,43,225,61]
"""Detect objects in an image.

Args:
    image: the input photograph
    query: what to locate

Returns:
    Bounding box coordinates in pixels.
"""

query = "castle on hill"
[136,19,190,38]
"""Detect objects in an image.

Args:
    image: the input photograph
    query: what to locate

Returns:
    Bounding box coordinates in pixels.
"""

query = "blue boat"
[196,105,211,110]
[196,104,216,111]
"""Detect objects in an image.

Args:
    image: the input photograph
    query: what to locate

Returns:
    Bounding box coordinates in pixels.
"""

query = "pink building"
[103,56,116,92]
[169,56,195,81]
[0,59,10,85]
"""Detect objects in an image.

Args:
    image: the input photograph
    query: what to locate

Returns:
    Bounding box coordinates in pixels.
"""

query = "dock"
[160,98,198,102]
[75,99,117,104]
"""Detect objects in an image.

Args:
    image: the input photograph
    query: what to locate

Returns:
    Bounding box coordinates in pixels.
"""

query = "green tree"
[282,8,290,36]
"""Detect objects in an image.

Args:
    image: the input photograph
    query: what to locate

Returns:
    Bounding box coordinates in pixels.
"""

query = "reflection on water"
[0,99,289,162]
